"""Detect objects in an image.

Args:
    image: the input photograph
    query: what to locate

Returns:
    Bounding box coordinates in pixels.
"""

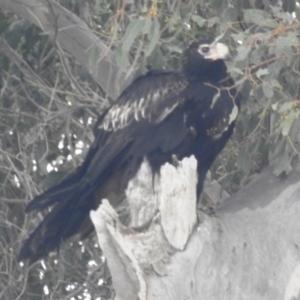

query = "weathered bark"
[0,0,133,99]
[91,158,300,300]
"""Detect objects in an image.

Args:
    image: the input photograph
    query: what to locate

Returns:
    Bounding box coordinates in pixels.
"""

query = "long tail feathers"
[25,172,81,213]
[19,179,96,263]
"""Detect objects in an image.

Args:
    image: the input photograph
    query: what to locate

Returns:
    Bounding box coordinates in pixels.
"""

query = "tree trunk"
[91,158,300,300]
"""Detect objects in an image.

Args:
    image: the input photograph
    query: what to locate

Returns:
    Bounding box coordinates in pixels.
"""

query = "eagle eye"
[199,45,210,55]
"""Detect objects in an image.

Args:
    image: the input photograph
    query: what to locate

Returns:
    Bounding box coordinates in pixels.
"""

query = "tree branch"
[0,36,62,104]
[0,0,133,99]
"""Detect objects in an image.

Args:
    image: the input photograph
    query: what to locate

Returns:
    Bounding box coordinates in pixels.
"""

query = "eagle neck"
[183,59,228,83]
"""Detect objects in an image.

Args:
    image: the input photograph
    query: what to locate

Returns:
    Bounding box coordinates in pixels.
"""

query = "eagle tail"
[25,172,82,213]
[18,177,96,263]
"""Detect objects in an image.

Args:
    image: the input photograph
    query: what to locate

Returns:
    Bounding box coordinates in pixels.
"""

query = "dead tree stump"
[90,157,300,300]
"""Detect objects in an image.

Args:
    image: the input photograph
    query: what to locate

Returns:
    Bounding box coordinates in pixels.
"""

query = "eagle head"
[183,38,230,81]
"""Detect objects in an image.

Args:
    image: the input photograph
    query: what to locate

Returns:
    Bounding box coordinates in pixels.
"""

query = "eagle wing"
[99,70,188,131]
[25,70,188,212]
[71,70,189,184]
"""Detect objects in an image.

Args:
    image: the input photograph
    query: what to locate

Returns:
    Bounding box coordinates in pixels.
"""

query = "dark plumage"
[19,39,240,263]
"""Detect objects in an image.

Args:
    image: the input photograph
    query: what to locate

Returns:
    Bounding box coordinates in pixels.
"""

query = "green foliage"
[1,0,300,298]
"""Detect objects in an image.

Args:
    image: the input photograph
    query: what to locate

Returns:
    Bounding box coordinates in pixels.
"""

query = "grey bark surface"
[91,158,300,300]
[0,0,132,99]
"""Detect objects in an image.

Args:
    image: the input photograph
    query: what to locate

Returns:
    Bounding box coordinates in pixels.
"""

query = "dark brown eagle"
[19,38,240,263]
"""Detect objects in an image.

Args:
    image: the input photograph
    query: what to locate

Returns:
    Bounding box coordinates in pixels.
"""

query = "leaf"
[145,18,160,56]
[236,45,251,61]
[281,118,293,136]
[271,102,278,111]
[122,19,144,52]
[142,17,152,34]
[210,0,223,9]
[270,6,294,24]
[256,68,269,79]
[278,102,293,113]
[207,17,219,27]
[281,111,299,136]
[277,33,298,46]
[272,44,293,59]
[147,45,165,69]
[230,67,244,75]
[244,9,277,27]
[115,45,130,71]
[222,7,237,23]
[237,148,251,172]
[192,15,207,27]
[271,79,282,90]
[292,142,300,154]
[88,47,100,72]
[273,148,292,176]
[250,47,266,65]
[262,82,273,98]
[272,33,297,58]
[231,32,246,44]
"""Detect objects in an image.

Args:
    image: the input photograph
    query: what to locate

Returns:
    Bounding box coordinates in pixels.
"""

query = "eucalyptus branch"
[0,37,62,104]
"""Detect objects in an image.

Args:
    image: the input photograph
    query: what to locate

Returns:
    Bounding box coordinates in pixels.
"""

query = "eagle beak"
[211,42,230,60]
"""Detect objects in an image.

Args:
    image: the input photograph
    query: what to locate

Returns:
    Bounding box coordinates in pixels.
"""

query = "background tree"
[0,0,299,299]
